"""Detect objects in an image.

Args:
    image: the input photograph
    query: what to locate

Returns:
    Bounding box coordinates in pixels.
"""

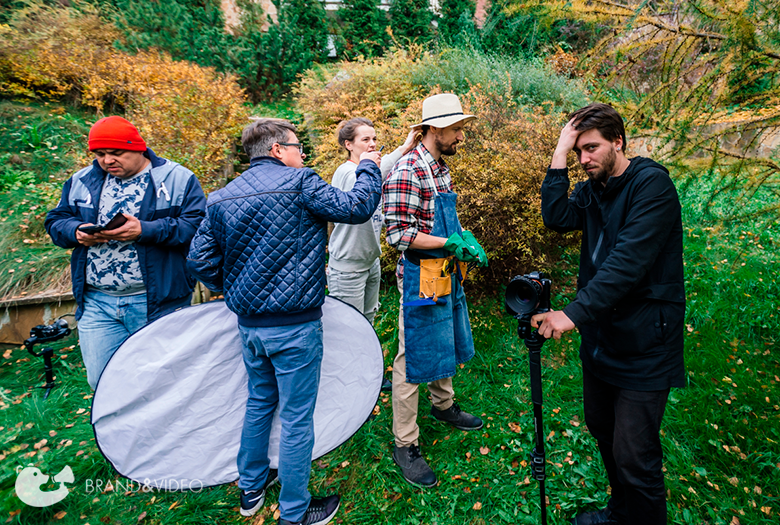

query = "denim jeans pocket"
[263,321,323,374]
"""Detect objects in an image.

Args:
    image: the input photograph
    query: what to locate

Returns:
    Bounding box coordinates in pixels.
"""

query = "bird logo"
[15,464,74,507]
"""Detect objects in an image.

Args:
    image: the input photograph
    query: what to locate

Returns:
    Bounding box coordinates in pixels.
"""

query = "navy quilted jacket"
[187,157,381,327]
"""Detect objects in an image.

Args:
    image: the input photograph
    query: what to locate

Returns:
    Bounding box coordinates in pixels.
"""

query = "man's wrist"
[550,150,570,169]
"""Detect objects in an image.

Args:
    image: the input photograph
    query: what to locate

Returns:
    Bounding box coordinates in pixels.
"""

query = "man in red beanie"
[45,116,206,389]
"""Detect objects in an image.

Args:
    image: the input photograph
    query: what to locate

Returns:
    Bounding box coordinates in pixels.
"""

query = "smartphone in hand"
[78,213,128,235]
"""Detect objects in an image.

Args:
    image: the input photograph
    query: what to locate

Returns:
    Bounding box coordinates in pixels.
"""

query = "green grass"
[0,103,779,523]
[0,101,93,298]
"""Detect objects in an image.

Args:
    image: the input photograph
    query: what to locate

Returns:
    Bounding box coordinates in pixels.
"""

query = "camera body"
[505,271,551,338]
[26,319,71,347]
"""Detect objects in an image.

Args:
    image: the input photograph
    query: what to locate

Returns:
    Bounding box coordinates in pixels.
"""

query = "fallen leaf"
[508,422,521,433]
[479,446,490,455]
[472,502,482,510]
[137,511,147,522]
[53,511,66,520]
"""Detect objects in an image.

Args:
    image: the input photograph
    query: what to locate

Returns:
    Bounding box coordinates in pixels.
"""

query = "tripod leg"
[41,348,56,400]
[528,335,548,525]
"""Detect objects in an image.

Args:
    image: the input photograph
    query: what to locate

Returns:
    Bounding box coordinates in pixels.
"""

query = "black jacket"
[541,157,685,390]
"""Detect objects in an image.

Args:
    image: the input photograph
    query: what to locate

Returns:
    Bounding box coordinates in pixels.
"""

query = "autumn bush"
[0,2,249,189]
[296,49,584,289]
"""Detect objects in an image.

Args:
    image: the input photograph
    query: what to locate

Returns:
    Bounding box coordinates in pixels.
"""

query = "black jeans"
[582,365,670,525]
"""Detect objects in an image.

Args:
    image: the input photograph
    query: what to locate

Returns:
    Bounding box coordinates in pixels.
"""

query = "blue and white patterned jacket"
[45,149,206,321]
[186,156,381,327]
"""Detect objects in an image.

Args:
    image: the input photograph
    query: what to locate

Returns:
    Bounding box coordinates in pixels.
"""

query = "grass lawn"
[0,100,778,523]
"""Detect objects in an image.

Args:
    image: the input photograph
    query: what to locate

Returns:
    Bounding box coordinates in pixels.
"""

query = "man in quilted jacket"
[187,119,381,525]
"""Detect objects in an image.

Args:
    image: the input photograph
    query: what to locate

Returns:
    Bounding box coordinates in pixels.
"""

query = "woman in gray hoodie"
[327,118,415,325]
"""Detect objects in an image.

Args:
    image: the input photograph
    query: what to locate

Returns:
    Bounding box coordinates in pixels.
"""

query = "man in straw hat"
[383,93,488,487]
[45,116,206,390]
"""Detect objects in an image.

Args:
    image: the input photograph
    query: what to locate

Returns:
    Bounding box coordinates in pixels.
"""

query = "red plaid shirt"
[383,143,453,251]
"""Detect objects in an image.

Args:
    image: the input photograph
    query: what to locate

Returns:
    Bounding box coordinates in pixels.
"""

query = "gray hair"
[242,119,297,158]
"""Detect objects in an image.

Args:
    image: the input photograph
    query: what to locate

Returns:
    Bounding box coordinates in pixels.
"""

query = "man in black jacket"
[532,103,685,525]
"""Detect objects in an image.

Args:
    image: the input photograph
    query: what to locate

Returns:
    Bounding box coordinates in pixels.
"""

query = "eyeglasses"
[278,142,304,154]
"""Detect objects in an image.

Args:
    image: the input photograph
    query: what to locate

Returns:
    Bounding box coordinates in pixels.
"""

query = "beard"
[435,134,459,156]
[583,147,616,185]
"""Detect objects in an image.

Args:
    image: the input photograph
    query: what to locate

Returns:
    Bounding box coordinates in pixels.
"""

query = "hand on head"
[550,118,581,169]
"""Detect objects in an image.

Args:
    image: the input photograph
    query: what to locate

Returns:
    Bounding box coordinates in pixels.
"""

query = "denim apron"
[401,165,475,384]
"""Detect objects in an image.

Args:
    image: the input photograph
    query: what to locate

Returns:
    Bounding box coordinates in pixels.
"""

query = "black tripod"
[24,319,71,400]
[518,319,549,525]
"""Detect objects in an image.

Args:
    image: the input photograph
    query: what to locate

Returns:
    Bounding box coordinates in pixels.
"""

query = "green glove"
[443,233,480,262]
[461,230,488,267]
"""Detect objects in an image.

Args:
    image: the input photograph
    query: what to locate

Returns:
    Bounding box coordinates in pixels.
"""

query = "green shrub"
[437,0,478,46]
[336,0,389,59]
[388,0,434,45]
[410,47,590,110]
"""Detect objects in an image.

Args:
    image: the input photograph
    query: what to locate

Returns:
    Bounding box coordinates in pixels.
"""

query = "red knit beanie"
[88,116,147,152]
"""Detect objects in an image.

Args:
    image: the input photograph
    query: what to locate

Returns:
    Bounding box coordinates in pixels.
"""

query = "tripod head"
[24,319,71,357]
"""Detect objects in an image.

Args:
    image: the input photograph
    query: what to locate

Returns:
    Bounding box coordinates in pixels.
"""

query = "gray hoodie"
[328,146,405,272]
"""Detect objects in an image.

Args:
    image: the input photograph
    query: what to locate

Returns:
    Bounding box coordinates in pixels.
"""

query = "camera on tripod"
[28,319,71,344]
[505,271,551,337]
[24,318,72,399]
[505,271,553,524]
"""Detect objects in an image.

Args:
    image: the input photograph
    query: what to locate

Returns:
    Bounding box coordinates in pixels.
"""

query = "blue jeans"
[78,290,148,389]
[237,320,323,522]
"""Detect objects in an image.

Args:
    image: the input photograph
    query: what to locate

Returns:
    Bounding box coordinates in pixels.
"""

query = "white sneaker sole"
[239,492,265,517]
[309,500,340,525]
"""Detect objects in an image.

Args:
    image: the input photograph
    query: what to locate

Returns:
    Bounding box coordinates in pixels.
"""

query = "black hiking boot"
[430,402,483,431]
[392,444,437,487]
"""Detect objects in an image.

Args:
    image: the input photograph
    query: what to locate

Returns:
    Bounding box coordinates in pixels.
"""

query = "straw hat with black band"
[412,93,476,129]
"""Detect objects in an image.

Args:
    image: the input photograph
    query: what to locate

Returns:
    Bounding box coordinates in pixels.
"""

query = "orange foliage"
[0,3,249,189]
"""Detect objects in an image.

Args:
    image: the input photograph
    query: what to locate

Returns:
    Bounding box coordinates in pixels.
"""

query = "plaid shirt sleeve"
[383,154,426,252]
